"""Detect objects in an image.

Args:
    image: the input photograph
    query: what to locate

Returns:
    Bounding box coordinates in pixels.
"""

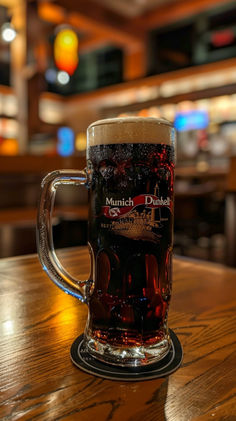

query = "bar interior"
[0,0,236,419]
[0,0,236,265]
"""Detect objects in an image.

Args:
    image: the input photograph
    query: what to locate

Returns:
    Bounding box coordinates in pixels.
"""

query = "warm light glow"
[138,109,149,117]
[0,118,18,138]
[159,81,177,98]
[39,98,64,124]
[75,132,86,151]
[178,101,195,112]
[54,28,79,75]
[148,107,161,118]
[0,94,18,117]
[118,113,130,117]
[0,138,19,155]
[2,320,14,336]
[57,30,77,48]
[1,23,16,43]
[160,104,176,122]
[3,94,18,116]
[196,160,209,172]
[136,86,159,102]
[38,2,65,24]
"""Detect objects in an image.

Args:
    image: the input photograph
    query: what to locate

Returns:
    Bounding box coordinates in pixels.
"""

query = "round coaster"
[70,329,183,381]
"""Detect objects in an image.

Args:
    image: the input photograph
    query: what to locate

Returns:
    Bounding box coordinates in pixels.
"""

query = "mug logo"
[102,194,172,219]
[109,207,121,217]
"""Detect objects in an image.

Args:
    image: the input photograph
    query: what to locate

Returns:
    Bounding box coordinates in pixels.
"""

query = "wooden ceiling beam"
[38,1,148,80]
[79,35,108,54]
[135,0,235,29]
[68,13,143,51]
[38,2,109,54]
[123,43,147,80]
[69,11,148,79]
[38,1,145,51]
[37,2,65,25]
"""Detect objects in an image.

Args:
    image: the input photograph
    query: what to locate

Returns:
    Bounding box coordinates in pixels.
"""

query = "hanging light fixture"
[57,70,70,85]
[1,22,17,43]
[54,28,79,76]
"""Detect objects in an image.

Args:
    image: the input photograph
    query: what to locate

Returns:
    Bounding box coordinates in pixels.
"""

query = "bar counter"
[0,247,235,420]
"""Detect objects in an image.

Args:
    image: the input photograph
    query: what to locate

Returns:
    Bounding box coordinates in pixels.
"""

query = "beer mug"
[37,117,176,367]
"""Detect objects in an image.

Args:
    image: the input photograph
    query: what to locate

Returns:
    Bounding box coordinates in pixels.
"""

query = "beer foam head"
[87,117,175,147]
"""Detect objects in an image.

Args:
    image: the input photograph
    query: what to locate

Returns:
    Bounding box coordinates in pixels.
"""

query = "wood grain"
[0,248,235,421]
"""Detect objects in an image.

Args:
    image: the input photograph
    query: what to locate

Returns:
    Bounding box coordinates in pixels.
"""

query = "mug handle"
[36,169,91,302]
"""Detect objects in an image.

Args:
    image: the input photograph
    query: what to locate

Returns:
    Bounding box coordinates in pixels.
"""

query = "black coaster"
[70,329,183,381]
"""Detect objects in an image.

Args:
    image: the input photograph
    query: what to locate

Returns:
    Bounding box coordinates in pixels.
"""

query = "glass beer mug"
[37,117,176,367]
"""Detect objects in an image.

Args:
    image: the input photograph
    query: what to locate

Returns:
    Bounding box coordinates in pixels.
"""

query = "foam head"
[87,117,175,148]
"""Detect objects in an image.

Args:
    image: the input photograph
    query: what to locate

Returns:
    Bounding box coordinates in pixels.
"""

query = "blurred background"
[0,0,235,265]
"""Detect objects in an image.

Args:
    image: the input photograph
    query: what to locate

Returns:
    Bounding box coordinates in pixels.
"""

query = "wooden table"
[0,248,235,421]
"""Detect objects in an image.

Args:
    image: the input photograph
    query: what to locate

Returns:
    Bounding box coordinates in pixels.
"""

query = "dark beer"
[86,131,175,358]
[37,116,175,366]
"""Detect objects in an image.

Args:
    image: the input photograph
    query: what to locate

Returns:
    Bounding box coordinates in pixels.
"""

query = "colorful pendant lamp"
[54,28,79,75]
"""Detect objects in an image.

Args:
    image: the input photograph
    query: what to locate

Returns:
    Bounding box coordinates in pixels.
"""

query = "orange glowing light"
[54,29,79,75]
[38,3,64,24]
[0,138,19,155]
[138,109,149,117]
[75,132,86,151]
